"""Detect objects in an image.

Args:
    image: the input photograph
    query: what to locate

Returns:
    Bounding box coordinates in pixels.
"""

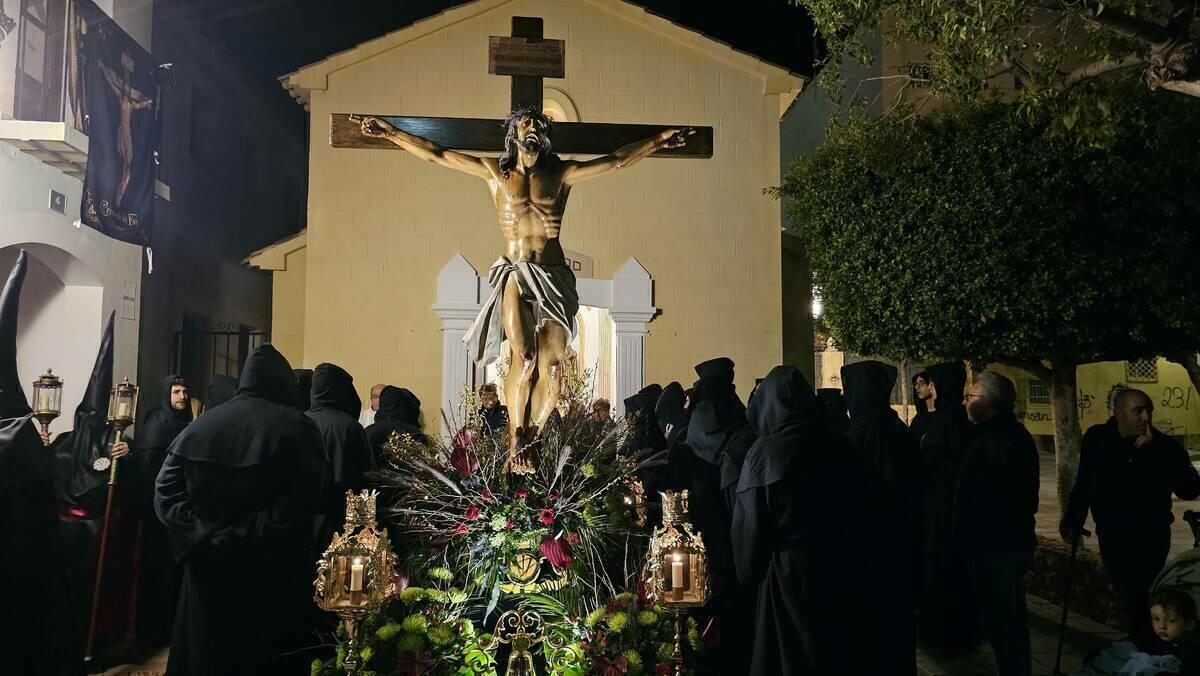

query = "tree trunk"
[1049,360,1083,513]
[1167,352,1200,399]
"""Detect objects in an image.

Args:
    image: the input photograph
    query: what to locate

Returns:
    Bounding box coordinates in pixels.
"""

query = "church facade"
[258,0,806,430]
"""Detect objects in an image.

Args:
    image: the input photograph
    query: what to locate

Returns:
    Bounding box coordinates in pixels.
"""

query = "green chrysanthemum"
[425,589,450,603]
[637,610,658,626]
[581,463,597,478]
[608,611,628,633]
[657,642,674,663]
[401,613,429,634]
[359,646,374,664]
[615,592,636,603]
[448,588,468,604]
[397,633,425,652]
[375,623,401,641]
[457,618,476,637]
[427,567,453,581]
[584,607,607,628]
[622,649,643,669]
[490,514,508,531]
[310,658,324,676]
[687,628,703,652]
[490,532,507,548]
[399,586,426,603]
[429,623,455,647]
[336,645,347,669]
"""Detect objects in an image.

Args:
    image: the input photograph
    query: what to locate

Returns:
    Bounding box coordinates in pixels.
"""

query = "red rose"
[539,534,572,568]
[515,488,529,500]
[465,504,481,521]
[449,445,479,476]
[505,517,515,531]
[454,522,469,535]
[480,487,495,503]
[539,508,556,526]
[567,531,581,545]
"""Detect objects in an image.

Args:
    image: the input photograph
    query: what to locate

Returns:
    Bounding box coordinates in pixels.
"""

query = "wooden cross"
[330,16,713,158]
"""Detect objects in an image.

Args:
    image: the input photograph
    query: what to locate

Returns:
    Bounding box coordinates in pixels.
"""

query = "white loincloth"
[464,256,579,366]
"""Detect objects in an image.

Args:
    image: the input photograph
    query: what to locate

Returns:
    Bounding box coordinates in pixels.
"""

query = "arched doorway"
[0,244,104,435]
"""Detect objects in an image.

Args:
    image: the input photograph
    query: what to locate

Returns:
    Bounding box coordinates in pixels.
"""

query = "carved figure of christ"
[360,111,693,473]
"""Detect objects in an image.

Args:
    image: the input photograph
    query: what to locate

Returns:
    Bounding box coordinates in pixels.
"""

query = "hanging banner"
[75,0,160,246]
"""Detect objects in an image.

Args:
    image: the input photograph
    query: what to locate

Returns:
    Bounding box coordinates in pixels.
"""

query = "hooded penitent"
[292,368,313,411]
[817,387,850,436]
[841,360,923,675]
[307,362,374,548]
[687,358,754,513]
[366,385,427,467]
[732,365,860,675]
[132,374,193,642]
[155,344,325,675]
[0,251,62,676]
[204,375,239,411]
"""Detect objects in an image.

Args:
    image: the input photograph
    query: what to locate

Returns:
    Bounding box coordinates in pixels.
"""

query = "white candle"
[350,562,365,592]
[117,401,130,418]
[671,554,684,600]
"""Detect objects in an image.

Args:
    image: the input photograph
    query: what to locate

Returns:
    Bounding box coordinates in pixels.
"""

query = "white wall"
[0,140,141,433]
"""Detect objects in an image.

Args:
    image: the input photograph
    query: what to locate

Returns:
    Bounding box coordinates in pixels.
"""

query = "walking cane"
[1053,527,1091,676]
[83,429,125,669]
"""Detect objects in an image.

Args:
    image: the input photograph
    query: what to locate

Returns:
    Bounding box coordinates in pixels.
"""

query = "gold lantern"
[647,490,709,676]
[31,369,62,440]
[107,377,139,434]
[314,490,398,675]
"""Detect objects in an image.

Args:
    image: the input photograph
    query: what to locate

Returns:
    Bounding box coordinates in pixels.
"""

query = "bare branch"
[1063,55,1147,87]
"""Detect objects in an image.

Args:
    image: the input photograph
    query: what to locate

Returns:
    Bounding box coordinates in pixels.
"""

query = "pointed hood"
[310,362,361,418]
[746,365,820,438]
[655,381,690,442]
[54,312,116,507]
[0,251,31,417]
[237,344,296,406]
[841,360,898,418]
[79,311,115,423]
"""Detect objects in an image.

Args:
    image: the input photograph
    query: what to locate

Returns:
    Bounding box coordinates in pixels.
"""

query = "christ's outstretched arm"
[360,116,491,179]
[562,127,694,185]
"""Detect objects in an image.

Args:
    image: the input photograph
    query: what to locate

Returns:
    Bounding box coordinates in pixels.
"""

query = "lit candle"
[117,401,130,418]
[671,553,684,601]
[350,562,365,592]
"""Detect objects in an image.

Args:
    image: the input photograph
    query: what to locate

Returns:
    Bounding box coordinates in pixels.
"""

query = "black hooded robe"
[203,375,238,412]
[155,345,325,676]
[132,375,193,643]
[732,366,860,675]
[0,251,63,676]
[366,386,427,467]
[842,360,923,675]
[916,361,980,653]
[817,387,850,437]
[306,362,375,549]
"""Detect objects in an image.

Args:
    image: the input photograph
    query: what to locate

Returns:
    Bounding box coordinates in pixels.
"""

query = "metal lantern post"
[315,490,398,675]
[31,369,63,441]
[647,490,710,676]
[84,377,139,666]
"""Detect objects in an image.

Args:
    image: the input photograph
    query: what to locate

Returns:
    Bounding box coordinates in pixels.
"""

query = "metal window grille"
[1027,378,1051,406]
[1125,359,1159,383]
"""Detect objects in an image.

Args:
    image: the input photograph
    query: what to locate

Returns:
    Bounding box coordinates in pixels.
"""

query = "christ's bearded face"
[516,114,548,156]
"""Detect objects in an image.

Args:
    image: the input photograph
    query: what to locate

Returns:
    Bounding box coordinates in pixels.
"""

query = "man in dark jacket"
[478,383,508,436]
[155,345,325,676]
[365,386,427,467]
[956,371,1039,676]
[1062,387,1200,647]
[306,362,375,549]
[842,360,922,675]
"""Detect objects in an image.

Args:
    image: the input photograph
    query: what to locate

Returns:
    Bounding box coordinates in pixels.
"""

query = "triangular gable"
[280,0,806,116]
[244,230,307,272]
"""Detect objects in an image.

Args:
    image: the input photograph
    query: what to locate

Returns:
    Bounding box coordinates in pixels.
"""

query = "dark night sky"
[188,0,818,127]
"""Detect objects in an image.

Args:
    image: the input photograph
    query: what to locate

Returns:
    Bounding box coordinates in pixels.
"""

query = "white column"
[432,255,482,439]
[609,258,657,417]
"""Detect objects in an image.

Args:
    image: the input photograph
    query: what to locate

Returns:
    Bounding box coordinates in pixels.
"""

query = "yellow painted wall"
[990,359,1200,443]
[302,0,784,428]
[270,247,307,368]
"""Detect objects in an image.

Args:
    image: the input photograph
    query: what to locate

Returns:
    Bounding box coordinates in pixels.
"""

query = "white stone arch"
[433,254,657,436]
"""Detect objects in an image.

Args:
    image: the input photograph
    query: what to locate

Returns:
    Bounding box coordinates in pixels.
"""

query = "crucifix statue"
[334,17,713,473]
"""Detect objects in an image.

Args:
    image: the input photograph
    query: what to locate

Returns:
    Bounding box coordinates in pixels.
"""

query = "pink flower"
[548,489,561,502]
[454,522,469,535]
[465,504,481,521]
[515,488,529,500]
[539,534,572,569]
[539,508,556,526]
[505,517,515,531]
[567,531,581,545]
[452,426,475,450]
[480,487,495,503]
[449,445,479,476]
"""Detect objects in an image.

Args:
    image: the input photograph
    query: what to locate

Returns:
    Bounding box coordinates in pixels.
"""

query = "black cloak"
[732,365,859,675]
[366,386,427,467]
[841,360,922,675]
[155,344,326,675]
[0,251,62,676]
[132,374,193,643]
[817,387,850,437]
[292,368,313,411]
[203,375,238,411]
[306,362,375,548]
[916,361,979,652]
[686,361,754,514]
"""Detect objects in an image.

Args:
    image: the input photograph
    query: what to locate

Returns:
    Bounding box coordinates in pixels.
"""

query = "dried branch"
[1063,54,1147,87]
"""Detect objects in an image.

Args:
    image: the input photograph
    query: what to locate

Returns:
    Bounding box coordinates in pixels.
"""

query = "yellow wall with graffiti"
[990,358,1200,444]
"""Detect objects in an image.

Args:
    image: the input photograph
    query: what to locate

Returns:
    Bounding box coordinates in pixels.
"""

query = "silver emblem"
[93,456,111,472]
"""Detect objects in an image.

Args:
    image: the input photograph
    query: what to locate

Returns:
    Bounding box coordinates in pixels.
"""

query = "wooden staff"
[83,428,124,667]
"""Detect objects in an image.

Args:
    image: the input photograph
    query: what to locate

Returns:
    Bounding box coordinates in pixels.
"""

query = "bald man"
[1062,388,1200,646]
[358,383,385,428]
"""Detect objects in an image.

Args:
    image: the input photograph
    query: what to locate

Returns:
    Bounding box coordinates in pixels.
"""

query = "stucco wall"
[271,246,307,368]
[302,0,784,421]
